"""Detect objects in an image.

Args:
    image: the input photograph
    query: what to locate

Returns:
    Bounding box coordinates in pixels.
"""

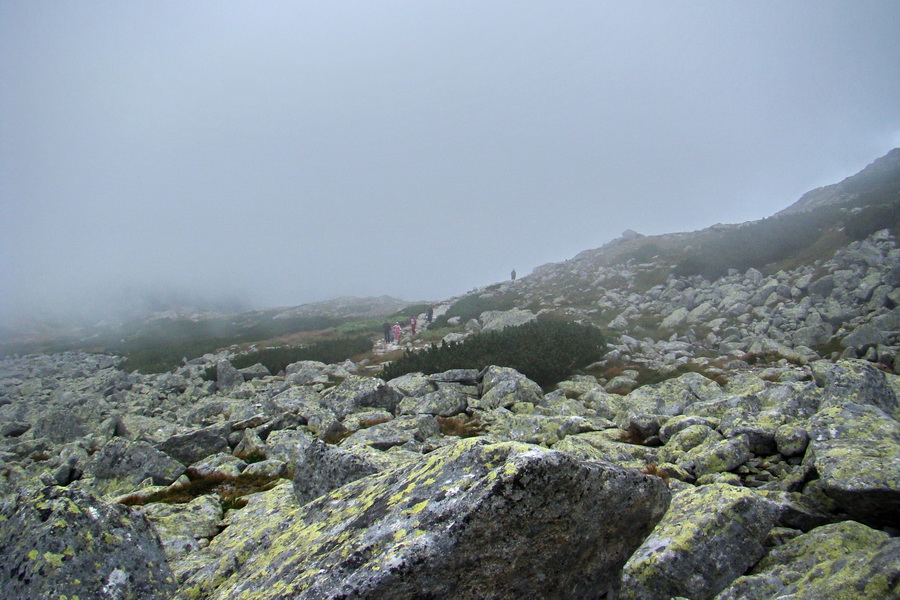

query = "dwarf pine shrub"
[379,320,606,387]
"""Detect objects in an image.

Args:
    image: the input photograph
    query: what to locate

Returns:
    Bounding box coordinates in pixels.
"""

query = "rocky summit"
[2,152,900,599]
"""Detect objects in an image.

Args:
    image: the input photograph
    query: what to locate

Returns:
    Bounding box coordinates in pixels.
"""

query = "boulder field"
[1,348,899,599]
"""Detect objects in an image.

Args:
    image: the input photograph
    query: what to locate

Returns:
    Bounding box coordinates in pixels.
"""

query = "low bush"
[379,320,606,386]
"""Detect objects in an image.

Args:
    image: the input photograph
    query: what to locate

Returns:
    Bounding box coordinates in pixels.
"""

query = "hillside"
[2,149,900,598]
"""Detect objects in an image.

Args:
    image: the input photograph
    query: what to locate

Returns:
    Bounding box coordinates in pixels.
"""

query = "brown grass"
[641,462,670,487]
[436,415,482,438]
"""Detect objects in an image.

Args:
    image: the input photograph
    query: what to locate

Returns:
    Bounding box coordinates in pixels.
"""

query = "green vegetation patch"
[380,320,606,387]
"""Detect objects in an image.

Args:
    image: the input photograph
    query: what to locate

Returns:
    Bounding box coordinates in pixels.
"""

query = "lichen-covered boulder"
[471,366,543,410]
[480,411,597,446]
[216,359,242,391]
[322,375,403,419]
[397,386,470,416]
[86,437,186,494]
[156,427,230,466]
[178,438,670,600]
[386,372,437,397]
[31,409,88,443]
[657,423,721,464]
[0,486,176,599]
[676,433,751,479]
[812,358,899,419]
[617,484,778,600]
[138,493,223,564]
[189,452,247,478]
[340,414,440,450]
[615,372,722,425]
[233,428,267,461]
[803,401,900,527]
[553,430,656,467]
[292,437,384,505]
[264,429,316,466]
[268,385,323,414]
[714,520,900,600]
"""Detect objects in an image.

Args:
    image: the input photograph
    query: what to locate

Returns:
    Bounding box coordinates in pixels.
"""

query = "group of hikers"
[382,306,434,344]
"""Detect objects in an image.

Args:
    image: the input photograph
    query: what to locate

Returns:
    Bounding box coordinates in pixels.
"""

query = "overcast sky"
[2,1,899,327]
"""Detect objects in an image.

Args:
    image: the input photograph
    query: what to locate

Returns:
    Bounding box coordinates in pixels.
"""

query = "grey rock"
[715,521,900,600]
[216,359,242,391]
[472,366,543,411]
[618,484,777,600]
[181,438,670,600]
[32,410,88,444]
[804,401,900,527]
[322,375,404,419]
[188,452,246,478]
[0,486,175,600]
[87,437,186,491]
[156,428,230,466]
[238,362,271,381]
[292,437,383,505]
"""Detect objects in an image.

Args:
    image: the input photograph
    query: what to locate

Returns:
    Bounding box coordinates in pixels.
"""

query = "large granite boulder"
[86,438,186,494]
[0,486,176,599]
[617,484,778,600]
[138,493,223,564]
[321,375,404,419]
[613,372,722,425]
[715,520,900,600]
[31,409,89,443]
[340,414,440,450]
[156,427,231,466]
[176,438,670,599]
[471,366,543,410]
[812,358,899,419]
[292,437,384,505]
[215,359,243,391]
[803,401,900,527]
[397,386,470,416]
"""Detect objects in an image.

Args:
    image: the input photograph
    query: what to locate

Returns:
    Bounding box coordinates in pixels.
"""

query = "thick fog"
[2,2,899,330]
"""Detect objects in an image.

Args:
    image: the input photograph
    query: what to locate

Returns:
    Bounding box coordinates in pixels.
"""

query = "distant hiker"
[382,321,392,344]
[426,307,434,324]
[511,269,517,281]
[409,315,418,335]
[392,322,402,343]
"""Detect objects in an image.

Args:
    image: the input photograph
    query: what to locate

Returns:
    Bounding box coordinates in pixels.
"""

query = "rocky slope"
[2,152,900,598]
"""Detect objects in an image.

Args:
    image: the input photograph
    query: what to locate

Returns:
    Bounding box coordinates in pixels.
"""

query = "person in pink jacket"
[392,322,402,343]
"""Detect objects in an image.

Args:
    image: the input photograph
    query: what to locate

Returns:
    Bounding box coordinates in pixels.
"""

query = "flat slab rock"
[178,438,670,600]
